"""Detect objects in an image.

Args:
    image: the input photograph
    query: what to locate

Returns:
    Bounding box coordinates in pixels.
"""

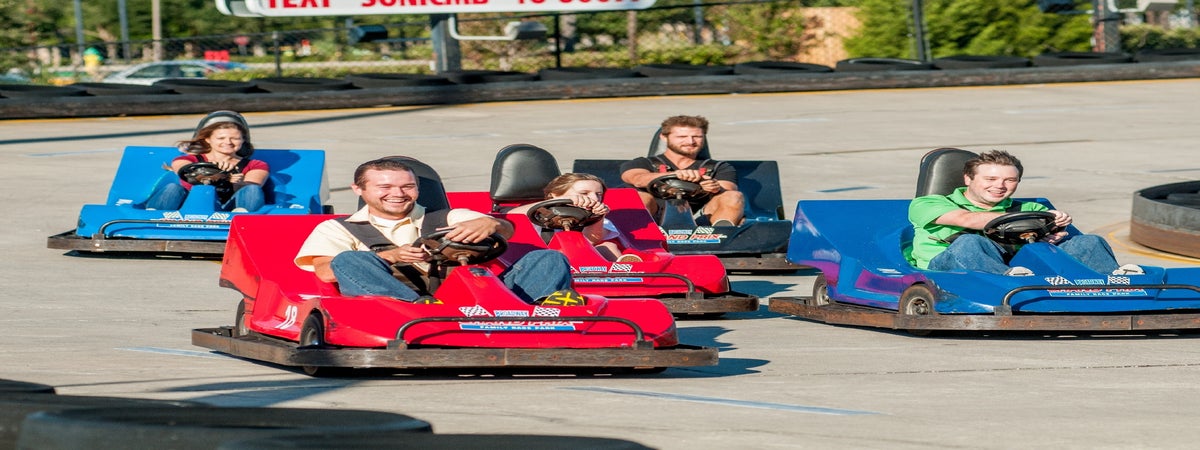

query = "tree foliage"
[844,0,1093,59]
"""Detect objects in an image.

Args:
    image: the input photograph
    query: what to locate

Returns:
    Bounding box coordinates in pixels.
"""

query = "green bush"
[1121,24,1200,52]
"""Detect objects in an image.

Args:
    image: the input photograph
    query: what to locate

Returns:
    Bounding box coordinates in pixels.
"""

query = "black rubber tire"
[0,85,86,98]
[67,82,177,96]
[344,73,453,88]
[733,61,833,75]
[1133,47,1200,63]
[536,67,641,81]
[898,284,937,336]
[220,432,653,450]
[234,300,250,337]
[441,70,538,84]
[15,406,432,450]
[835,58,935,72]
[810,273,831,306]
[298,314,350,377]
[153,79,259,94]
[633,63,735,77]
[0,394,201,448]
[252,77,357,93]
[0,379,55,394]
[932,55,1031,70]
[1033,52,1133,67]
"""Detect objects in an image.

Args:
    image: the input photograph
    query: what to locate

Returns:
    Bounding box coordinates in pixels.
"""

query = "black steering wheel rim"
[414,230,508,266]
[982,211,1059,245]
[525,198,603,231]
[177,162,229,185]
[646,174,710,201]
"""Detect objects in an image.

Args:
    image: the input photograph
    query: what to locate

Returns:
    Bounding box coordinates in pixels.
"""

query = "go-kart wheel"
[810,274,832,306]
[899,284,937,337]
[526,198,602,231]
[234,300,249,337]
[983,211,1059,245]
[299,314,347,377]
[415,230,507,266]
[176,162,229,185]
[647,174,711,201]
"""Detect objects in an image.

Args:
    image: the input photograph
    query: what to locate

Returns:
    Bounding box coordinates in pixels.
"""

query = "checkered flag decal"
[1043,276,1072,286]
[1107,276,1131,285]
[458,305,491,317]
[532,306,561,317]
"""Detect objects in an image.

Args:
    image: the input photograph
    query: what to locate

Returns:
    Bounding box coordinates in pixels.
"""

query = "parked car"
[104,60,248,85]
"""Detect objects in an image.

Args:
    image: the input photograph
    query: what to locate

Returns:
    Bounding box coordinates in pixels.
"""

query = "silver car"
[104,60,249,85]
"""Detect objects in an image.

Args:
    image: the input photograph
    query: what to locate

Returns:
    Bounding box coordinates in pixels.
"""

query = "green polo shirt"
[908,187,1047,269]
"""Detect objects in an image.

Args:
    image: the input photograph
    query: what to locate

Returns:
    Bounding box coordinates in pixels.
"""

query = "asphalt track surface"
[6,79,1200,449]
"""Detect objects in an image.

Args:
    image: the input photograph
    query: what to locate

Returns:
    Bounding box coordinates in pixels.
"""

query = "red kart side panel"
[219,214,680,351]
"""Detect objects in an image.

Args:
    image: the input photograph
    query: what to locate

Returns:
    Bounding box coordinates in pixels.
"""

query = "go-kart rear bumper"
[192,327,718,371]
[768,297,1200,332]
[47,230,225,255]
[659,292,761,315]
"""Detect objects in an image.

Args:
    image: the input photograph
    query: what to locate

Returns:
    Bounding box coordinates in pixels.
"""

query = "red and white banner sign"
[223,0,656,16]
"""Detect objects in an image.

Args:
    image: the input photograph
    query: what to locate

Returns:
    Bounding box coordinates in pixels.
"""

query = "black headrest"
[377,155,451,212]
[195,110,253,158]
[489,144,561,206]
[647,126,712,160]
[914,148,977,197]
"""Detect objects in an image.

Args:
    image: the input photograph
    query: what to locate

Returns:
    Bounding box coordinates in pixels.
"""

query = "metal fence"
[3,0,1197,85]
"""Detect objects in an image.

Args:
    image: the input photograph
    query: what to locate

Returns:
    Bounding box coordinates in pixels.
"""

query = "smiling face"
[351,168,420,220]
[963,163,1020,208]
[204,125,244,158]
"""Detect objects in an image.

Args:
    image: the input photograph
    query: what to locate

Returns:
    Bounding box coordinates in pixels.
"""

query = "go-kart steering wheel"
[982,211,1060,245]
[647,174,711,201]
[526,198,603,231]
[414,230,508,266]
[177,162,230,185]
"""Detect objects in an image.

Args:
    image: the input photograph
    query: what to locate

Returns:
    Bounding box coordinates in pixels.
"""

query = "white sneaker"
[1003,266,1034,276]
[1112,264,1145,275]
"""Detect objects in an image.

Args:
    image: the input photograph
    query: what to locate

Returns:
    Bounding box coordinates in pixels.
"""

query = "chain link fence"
[2,0,1197,85]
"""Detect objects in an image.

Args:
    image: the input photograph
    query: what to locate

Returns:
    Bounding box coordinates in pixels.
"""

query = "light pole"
[152,0,163,61]
[73,0,85,64]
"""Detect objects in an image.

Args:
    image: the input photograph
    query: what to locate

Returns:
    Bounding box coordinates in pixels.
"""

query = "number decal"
[276,305,299,329]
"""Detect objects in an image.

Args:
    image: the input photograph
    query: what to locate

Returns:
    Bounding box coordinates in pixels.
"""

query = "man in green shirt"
[909,150,1141,276]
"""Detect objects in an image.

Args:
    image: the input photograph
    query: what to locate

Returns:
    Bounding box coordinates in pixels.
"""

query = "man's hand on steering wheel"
[437,216,504,244]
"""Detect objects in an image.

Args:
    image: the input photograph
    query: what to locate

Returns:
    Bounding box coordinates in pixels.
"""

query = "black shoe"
[413,295,443,305]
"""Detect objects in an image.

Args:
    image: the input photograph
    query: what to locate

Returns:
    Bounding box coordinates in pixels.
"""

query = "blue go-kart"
[768,148,1200,335]
[572,128,801,272]
[47,113,329,255]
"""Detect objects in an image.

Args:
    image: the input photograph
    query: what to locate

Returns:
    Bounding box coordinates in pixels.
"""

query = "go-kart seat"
[489,144,561,212]
[914,148,976,197]
[372,156,451,212]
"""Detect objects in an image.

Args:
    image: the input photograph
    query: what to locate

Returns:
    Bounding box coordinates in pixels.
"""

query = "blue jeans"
[145,182,265,212]
[928,233,1119,274]
[330,249,572,303]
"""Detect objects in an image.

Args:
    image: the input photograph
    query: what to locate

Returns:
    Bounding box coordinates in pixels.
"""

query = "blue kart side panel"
[50,146,329,253]
[774,198,1200,332]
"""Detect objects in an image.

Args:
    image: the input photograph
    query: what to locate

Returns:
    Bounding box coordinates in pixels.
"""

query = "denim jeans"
[144,182,264,212]
[928,233,1119,274]
[330,249,572,303]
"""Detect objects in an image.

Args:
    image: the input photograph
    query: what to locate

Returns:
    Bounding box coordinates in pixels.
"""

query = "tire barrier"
[932,55,1031,70]
[344,73,454,88]
[634,63,736,77]
[1033,51,1133,67]
[0,379,55,394]
[0,84,86,98]
[441,70,539,84]
[0,393,202,448]
[219,432,655,450]
[1134,48,1200,63]
[152,79,260,94]
[16,406,433,450]
[68,82,177,96]
[835,57,936,72]
[733,61,833,75]
[252,77,357,93]
[1130,180,1200,259]
[537,67,642,81]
